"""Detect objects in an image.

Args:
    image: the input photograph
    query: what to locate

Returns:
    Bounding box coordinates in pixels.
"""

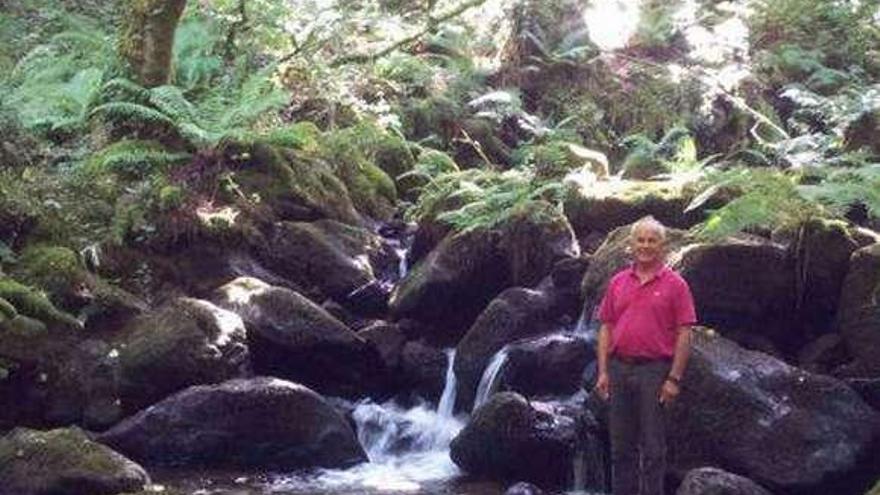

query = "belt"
[613,355,671,365]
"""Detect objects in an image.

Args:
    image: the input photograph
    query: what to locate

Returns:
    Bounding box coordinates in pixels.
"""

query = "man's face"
[630,226,665,265]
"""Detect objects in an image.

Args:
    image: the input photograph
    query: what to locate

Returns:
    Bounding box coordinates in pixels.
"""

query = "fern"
[691,167,823,240]
[89,102,178,129]
[798,164,880,218]
[82,140,191,178]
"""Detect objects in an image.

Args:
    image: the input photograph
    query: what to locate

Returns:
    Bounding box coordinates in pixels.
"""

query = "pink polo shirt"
[597,265,696,359]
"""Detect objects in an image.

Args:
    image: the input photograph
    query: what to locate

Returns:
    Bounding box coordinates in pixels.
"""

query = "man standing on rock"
[594,216,696,495]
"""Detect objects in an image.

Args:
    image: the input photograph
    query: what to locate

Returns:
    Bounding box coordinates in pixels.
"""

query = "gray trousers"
[608,358,671,495]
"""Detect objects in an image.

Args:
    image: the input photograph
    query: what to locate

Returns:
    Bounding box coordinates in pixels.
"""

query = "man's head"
[629,216,667,267]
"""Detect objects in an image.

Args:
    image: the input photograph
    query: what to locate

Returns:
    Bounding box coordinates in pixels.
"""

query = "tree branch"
[328,0,487,67]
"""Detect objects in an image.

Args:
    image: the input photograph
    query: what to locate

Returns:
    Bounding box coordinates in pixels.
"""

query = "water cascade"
[437,349,457,418]
[472,347,509,412]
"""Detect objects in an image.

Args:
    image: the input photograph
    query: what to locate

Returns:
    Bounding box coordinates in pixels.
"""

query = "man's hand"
[658,379,680,405]
[594,372,610,400]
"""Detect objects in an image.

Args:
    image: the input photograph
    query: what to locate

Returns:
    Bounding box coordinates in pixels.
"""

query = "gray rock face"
[454,288,555,411]
[391,201,578,341]
[259,219,393,303]
[836,243,880,376]
[450,392,605,489]
[501,333,592,399]
[214,277,387,397]
[116,298,248,413]
[505,481,546,495]
[399,340,448,402]
[98,377,367,469]
[668,331,880,492]
[674,237,798,352]
[676,467,774,495]
[0,427,149,495]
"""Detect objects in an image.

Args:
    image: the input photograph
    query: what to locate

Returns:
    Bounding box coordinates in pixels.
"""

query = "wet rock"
[116,298,249,413]
[450,392,603,489]
[98,377,367,469]
[675,467,774,495]
[797,333,848,374]
[674,237,799,354]
[358,320,407,370]
[785,219,859,336]
[391,201,577,341]
[845,378,880,411]
[668,331,880,492]
[213,277,388,398]
[502,333,592,399]
[400,340,448,402]
[0,427,149,495]
[836,243,880,376]
[259,220,395,305]
[454,288,555,410]
[505,481,545,495]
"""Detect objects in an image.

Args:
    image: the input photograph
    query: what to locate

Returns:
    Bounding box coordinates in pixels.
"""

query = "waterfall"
[395,247,409,279]
[473,348,509,412]
[437,349,457,418]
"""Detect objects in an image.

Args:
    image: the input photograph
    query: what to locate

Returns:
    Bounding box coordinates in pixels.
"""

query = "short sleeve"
[597,280,617,324]
[674,278,697,327]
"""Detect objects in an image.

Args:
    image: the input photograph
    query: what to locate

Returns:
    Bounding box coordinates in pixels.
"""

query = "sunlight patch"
[583,0,643,50]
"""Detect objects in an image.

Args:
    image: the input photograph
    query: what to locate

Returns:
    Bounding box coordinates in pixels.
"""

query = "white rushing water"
[437,348,457,418]
[472,347,509,412]
[267,350,465,494]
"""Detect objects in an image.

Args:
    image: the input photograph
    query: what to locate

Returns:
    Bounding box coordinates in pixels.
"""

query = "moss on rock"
[0,427,149,495]
[14,245,87,307]
[0,278,80,330]
[232,143,362,225]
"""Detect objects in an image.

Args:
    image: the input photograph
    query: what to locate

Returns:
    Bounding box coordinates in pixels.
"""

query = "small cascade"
[571,445,587,493]
[395,247,409,279]
[473,348,509,412]
[437,349,457,418]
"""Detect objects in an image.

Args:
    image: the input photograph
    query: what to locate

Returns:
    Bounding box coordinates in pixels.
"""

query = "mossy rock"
[0,278,81,330]
[232,143,362,225]
[563,179,718,237]
[323,130,398,221]
[14,245,88,307]
[866,479,880,495]
[402,95,462,143]
[374,133,417,179]
[0,297,16,320]
[0,427,149,495]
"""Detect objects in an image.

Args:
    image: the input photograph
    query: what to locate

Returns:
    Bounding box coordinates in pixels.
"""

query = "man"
[594,216,696,495]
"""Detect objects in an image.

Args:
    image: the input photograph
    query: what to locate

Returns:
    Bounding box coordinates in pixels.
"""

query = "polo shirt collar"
[626,263,670,283]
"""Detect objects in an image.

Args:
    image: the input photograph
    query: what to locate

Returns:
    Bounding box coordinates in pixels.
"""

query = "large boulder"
[835,243,880,376]
[399,340,449,402]
[668,331,880,492]
[676,467,774,495]
[563,180,717,240]
[673,237,798,354]
[116,298,249,413]
[259,220,397,307]
[783,219,860,336]
[450,392,605,490]
[213,277,388,397]
[0,427,149,495]
[391,201,578,341]
[454,288,556,411]
[500,333,592,399]
[97,377,367,469]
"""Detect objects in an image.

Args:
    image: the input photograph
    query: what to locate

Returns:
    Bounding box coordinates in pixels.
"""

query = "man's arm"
[659,326,691,403]
[595,323,612,400]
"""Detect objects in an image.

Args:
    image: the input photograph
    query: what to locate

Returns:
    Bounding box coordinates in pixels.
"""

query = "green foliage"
[83,140,191,178]
[407,167,567,232]
[173,16,225,92]
[799,164,880,219]
[375,53,437,93]
[691,167,823,240]
[14,245,84,304]
[0,277,80,330]
[749,0,878,70]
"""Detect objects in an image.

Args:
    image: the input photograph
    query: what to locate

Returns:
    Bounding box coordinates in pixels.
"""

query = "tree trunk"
[119,0,188,87]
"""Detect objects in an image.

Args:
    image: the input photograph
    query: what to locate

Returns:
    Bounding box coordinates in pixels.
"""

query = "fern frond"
[99,78,150,105]
[89,102,177,129]
[83,140,191,178]
[148,85,199,123]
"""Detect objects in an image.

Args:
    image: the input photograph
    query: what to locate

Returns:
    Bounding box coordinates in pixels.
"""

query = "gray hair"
[630,215,667,242]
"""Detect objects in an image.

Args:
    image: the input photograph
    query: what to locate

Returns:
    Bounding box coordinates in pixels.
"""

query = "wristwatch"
[666,375,681,386]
